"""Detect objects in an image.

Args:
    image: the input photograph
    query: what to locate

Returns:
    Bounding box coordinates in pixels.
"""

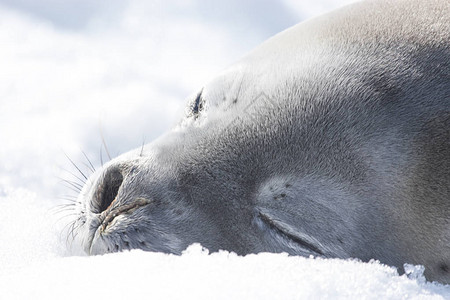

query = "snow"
[0,0,448,299]
[1,240,449,299]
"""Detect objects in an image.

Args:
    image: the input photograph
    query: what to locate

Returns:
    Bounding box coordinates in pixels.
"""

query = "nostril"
[96,167,124,213]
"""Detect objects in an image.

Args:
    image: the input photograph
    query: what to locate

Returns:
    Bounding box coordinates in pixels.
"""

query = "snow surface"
[0,0,448,299]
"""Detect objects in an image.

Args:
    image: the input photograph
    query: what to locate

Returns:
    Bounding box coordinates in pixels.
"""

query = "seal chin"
[89,227,110,255]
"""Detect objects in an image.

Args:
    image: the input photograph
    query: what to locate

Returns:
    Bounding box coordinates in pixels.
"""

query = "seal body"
[73,0,450,283]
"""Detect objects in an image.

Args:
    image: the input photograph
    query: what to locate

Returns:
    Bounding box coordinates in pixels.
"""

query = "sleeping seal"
[71,0,450,284]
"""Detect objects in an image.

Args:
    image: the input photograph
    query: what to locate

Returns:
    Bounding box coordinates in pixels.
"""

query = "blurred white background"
[0,0,357,196]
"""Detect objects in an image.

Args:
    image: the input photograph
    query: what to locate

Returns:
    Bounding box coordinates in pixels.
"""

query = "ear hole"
[192,90,204,117]
[440,263,449,273]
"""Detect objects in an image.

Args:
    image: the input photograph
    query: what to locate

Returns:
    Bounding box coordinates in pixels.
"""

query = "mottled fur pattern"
[74,0,449,283]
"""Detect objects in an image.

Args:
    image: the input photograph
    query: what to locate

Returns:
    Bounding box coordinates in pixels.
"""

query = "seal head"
[72,0,450,284]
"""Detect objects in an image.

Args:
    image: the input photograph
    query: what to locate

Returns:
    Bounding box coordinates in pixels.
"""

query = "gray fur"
[73,0,450,283]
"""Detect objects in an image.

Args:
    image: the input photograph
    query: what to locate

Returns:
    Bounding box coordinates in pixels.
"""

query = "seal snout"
[91,165,154,234]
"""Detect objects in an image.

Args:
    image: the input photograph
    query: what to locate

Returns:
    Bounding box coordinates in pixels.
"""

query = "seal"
[71,0,450,284]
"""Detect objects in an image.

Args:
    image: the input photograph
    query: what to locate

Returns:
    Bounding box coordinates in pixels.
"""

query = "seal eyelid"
[257,211,324,256]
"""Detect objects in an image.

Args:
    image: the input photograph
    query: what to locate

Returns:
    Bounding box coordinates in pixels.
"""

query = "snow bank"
[1,240,449,299]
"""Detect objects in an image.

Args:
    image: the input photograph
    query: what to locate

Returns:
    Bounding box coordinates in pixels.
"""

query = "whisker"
[60,220,77,243]
[100,127,112,161]
[59,178,84,191]
[52,209,76,216]
[55,213,80,224]
[51,203,75,210]
[69,222,82,246]
[67,221,77,245]
[100,145,104,168]
[61,168,87,185]
[82,150,96,173]
[53,208,77,215]
[59,222,69,243]
[58,197,78,203]
[61,183,82,194]
[140,136,146,157]
[71,221,82,239]
[64,221,75,245]
[64,153,88,180]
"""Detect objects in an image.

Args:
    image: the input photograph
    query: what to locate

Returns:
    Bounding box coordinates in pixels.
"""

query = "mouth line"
[99,198,153,232]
